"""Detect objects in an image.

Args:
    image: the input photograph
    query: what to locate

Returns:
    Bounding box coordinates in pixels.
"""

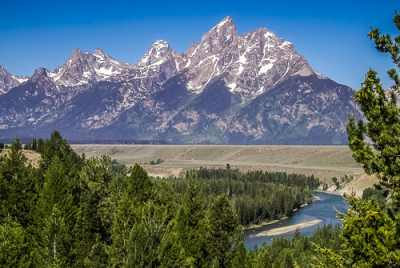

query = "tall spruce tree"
[0,216,30,268]
[158,176,209,267]
[110,164,154,267]
[0,139,35,227]
[316,12,400,267]
[33,156,77,266]
[206,195,242,267]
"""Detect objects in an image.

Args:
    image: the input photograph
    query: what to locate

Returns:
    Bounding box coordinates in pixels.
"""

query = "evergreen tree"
[0,216,30,268]
[0,138,35,227]
[159,176,208,267]
[206,195,242,267]
[84,234,109,268]
[317,12,400,267]
[39,131,84,207]
[110,164,154,267]
[231,242,253,268]
[36,138,44,153]
[33,156,76,266]
[32,138,37,151]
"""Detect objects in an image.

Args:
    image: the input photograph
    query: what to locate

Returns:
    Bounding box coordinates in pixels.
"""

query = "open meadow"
[71,144,377,196]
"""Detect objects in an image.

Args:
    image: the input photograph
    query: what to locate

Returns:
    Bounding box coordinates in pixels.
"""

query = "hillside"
[72,144,377,196]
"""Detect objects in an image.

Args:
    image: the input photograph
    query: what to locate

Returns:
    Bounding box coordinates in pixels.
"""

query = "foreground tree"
[206,195,242,267]
[33,156,77,266]
[317,12,400,267]
[0,139,35,227]
[347,11,400,204]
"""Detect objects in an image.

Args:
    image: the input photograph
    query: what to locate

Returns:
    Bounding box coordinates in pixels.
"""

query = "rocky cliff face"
[0,65,28,95]
[0,17,361,144]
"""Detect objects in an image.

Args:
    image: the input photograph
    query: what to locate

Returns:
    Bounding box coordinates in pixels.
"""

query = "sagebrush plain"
[72,144,377,196]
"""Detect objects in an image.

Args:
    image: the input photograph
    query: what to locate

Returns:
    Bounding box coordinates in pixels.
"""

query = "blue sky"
[0,0,398,89]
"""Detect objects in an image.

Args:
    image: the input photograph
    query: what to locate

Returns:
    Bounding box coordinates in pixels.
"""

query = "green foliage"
[0,130,345,267]
[332,177,340,189]
[362,186,388,208]
[36,138,44,153]
[32,138,37,151]
[165,168,316,226]
[316,195,400,267]
[83,234,109,268]
[33,156,77,266]
[159,176,209,267]
[149,158,164,165]
[109,146,121,155]
[317,12,400,266]
[206,195,242,267]
[347,12,400,203]
[0,217,29,268]
[74,155,116,266]
[0,138,35,227]
[250,224,342,268]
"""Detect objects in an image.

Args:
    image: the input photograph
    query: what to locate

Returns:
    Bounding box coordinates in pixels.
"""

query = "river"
[244,192,349,249]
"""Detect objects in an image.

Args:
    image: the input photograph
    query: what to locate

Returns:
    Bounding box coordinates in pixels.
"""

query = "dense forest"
[165,169,317,226]
[0,131,345,267]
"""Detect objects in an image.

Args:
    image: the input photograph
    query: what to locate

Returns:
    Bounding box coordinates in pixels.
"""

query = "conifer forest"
[1,12,400,268]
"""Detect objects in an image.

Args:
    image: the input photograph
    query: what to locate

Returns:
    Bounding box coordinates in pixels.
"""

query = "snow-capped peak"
[0,65,29,95]
[215,16,234,29]
[136,40,174,67]
[181,17,321,97]
[199,16,237,50]
[48,48,131,86]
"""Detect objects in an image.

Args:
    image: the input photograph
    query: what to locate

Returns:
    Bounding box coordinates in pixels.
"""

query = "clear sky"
[0,0,398,89]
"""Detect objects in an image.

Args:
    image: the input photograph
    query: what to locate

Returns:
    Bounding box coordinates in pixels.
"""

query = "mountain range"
[0,16,362,144]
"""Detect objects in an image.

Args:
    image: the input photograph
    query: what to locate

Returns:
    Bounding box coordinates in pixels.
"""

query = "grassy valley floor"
[71,144,377,196]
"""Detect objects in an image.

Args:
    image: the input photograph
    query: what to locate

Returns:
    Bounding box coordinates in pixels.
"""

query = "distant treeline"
[195,167,320,189]
[1,131,340,267]
[0,137,170,148]
[164,168,319,226]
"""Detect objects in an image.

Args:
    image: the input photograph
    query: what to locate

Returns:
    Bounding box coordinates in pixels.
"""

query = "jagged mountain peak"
[69,48,84,60]
[181,17,323,97]
[148,40,173,57]
[47,48,131,86]
[199,17,238,52]
[32,67,49,78]
[30,67,55,88]
[0,17,359,145]
[93,47,105,55]
[0,65,29,95]
[136,40,175,67]
[214,16,235,30]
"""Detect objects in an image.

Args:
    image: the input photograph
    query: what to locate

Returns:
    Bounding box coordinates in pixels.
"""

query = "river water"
[244,192,349,249]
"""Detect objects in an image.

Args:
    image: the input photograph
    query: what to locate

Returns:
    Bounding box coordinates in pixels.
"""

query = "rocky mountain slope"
[0,17,362,144]
[0,65,29,95]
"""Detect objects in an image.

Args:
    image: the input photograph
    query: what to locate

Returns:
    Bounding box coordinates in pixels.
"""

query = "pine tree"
[0,138,35,227]
[110,164,154,267]
[159,176,208,267]
[32,138,37,151]
[231,242,253,268]
[0,216,30,268]
[33,156,76,266]
[317,12,400,267]
[36,138,44,153]
[206,195,242,267]
[74,156,115,266]
[84,234,109,268]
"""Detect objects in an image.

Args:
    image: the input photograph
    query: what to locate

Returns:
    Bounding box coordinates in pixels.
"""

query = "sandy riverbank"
[246,217,289,230]
[254,219,322,237]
